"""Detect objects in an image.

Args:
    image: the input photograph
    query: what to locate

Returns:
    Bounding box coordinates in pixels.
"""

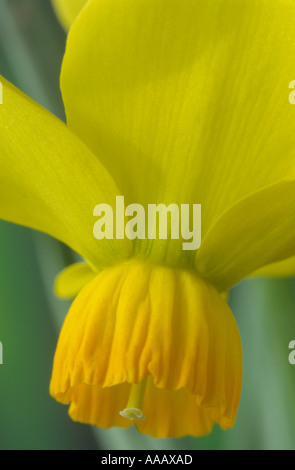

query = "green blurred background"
[0,0,295,450]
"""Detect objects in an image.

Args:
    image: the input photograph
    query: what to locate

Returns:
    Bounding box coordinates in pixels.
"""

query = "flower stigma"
[119,378,148,421]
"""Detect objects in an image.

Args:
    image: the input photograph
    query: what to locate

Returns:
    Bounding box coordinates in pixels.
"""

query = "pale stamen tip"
[119,407,146,421]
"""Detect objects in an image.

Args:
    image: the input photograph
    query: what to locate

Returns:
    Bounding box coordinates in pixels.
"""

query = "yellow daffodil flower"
[1,0,295,438]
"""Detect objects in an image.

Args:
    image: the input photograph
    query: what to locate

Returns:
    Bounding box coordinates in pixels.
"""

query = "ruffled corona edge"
[50,260,242,438]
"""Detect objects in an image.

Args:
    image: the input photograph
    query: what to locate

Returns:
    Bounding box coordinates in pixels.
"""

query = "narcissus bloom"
[1,0,295,438]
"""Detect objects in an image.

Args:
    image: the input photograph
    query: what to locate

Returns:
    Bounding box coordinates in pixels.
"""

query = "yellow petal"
[252,256,295,278]
[69,383,133,430]
[0,77,131,269]
[61,0,295,249]
[55,263,96,299]
[136,378,214,438]
[50,260,242,438]
[196,181,295,291]
[51,0,88,31]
